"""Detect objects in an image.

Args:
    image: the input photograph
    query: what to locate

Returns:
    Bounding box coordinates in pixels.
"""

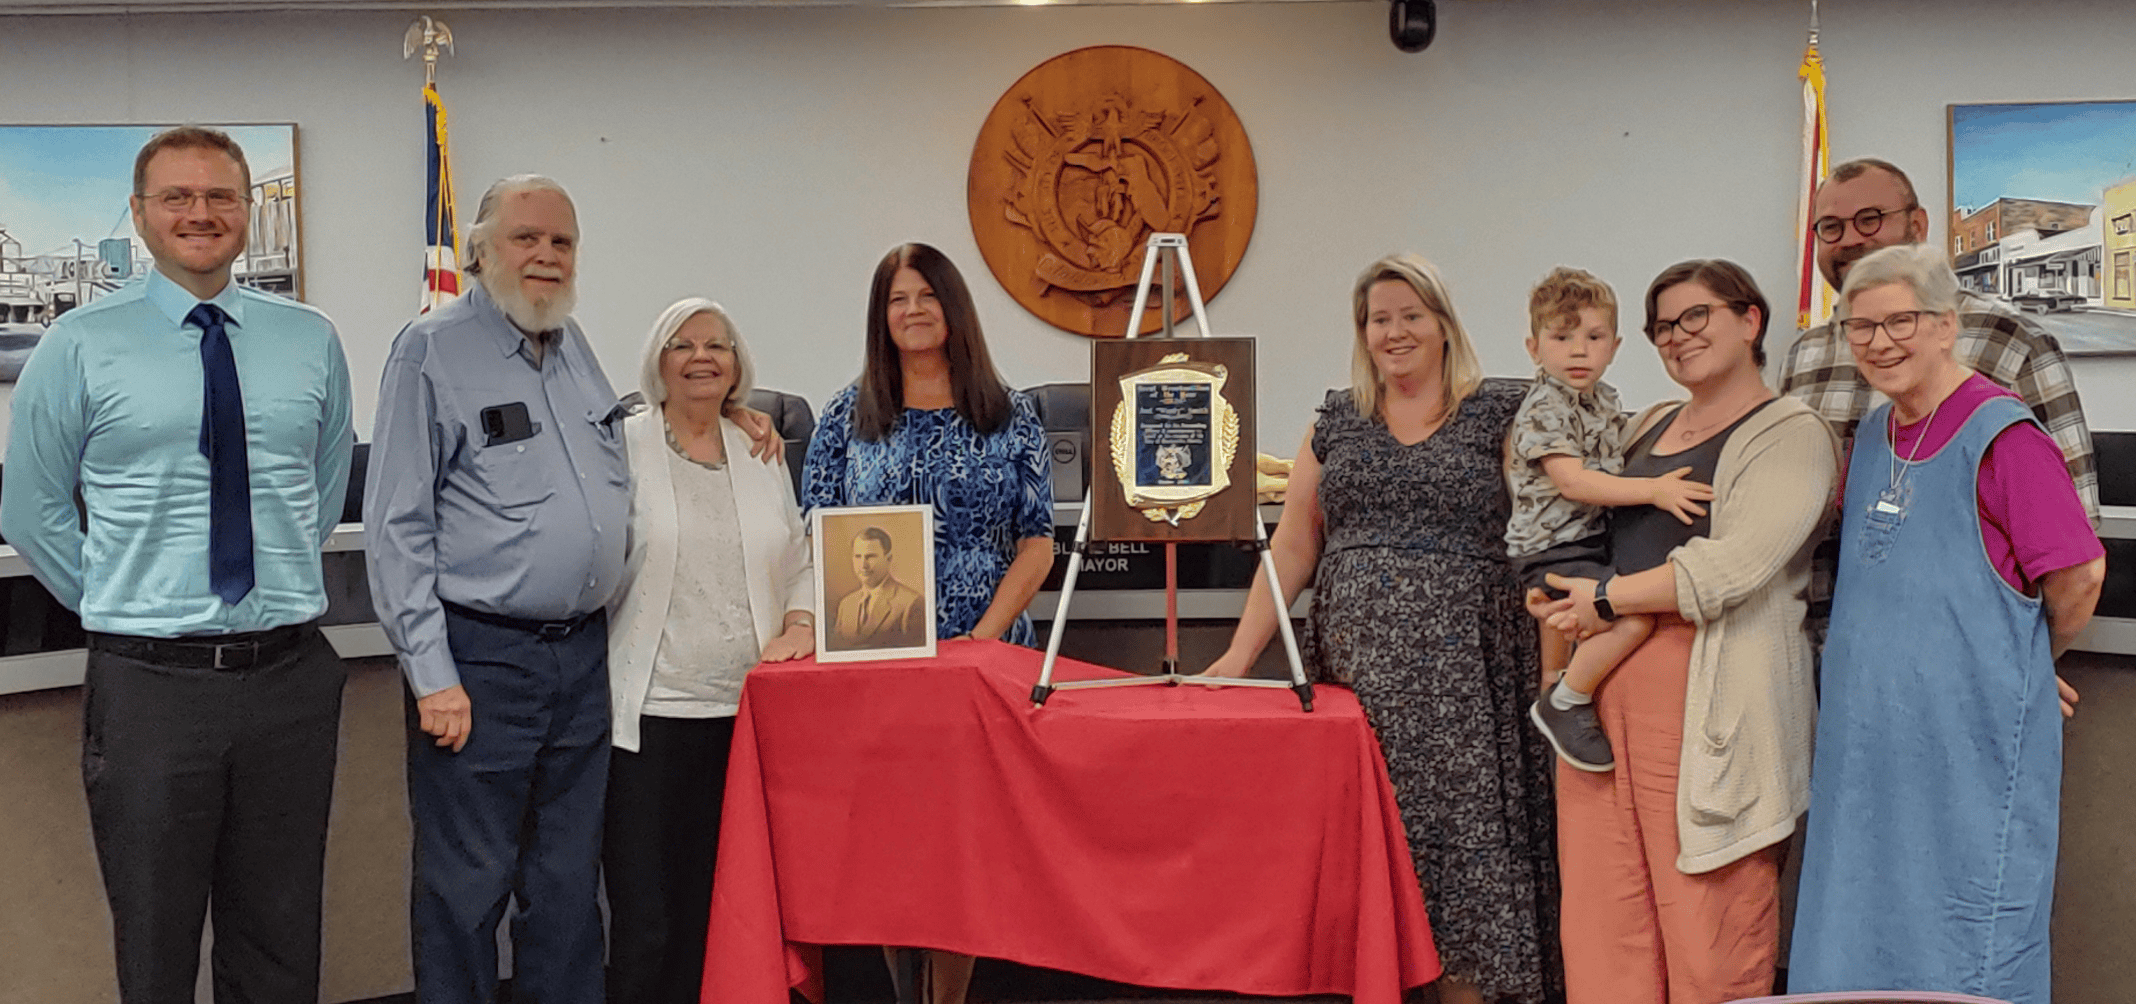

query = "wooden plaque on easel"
[1090,337,1257,544]
[1032,234,1309,710]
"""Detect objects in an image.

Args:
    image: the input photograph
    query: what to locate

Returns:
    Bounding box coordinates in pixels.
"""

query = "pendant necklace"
[1674,394,1766,443]
[1876,395,1943,518]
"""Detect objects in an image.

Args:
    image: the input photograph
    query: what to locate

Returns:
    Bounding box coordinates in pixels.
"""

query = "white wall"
[3,0,2136,460]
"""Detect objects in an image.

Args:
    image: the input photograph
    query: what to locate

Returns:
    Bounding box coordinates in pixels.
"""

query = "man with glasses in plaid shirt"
[1780,157,2097,712]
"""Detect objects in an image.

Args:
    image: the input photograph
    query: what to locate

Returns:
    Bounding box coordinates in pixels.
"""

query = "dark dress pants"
[81,625,346,1004]
[407,608,610,1004]
[603,714,737,1004]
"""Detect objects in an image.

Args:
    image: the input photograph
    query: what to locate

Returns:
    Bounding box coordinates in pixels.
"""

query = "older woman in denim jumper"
[1788,244,2103,1004]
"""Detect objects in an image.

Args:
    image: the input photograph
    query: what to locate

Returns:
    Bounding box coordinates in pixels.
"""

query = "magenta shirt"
[1884,372,2102,592]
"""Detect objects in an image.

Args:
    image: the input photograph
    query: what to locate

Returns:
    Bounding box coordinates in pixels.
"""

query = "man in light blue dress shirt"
[366,175,632,1004]
[1,127,355,1004]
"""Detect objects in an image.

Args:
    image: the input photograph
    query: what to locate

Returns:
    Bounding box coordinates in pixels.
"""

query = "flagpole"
[1794,0,1832,332]
[407,17,462,313]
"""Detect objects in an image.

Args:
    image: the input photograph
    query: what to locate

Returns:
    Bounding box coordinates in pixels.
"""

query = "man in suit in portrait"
[833,525,926,649]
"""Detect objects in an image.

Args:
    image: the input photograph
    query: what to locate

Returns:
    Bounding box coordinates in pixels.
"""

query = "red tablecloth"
[701,639,1439,1003]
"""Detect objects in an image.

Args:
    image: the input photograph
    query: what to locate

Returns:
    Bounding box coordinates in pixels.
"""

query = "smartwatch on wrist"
[1592,573,1619,623]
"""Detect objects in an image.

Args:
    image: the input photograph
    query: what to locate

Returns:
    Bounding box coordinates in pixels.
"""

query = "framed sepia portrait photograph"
[813,504,937,663]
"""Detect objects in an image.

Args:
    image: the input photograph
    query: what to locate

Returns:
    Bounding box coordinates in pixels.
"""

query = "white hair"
[638,297,755,412]
[1838,243,1960,316]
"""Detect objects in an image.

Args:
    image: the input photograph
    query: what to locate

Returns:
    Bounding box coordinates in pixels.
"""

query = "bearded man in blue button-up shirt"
[2,126,356,1004]
[366,175,634,1004]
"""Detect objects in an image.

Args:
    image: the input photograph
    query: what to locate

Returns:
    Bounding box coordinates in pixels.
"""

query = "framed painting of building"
[1948,100,2136,354]
[0,123,300,382]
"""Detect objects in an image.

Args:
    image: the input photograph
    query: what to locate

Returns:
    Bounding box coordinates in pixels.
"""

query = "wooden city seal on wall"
[968,46,1258,338]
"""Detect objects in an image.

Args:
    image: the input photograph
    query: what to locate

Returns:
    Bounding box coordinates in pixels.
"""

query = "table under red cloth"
[700,639,1439,1003]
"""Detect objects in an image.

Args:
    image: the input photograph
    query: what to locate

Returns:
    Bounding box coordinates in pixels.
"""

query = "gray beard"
[484,270,576,335]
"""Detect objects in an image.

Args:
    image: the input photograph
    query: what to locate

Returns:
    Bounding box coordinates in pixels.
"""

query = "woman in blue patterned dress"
[800,242,1054,1002]
[803,242,1054,646]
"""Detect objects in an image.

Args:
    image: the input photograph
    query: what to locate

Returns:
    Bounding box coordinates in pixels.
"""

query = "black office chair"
[2093,431,2136,507]
[1025,382,1090,433]
[747,388,816,498]
[341,443,369,526]
[1023,382,1091,503]
[2087,431,2135,621]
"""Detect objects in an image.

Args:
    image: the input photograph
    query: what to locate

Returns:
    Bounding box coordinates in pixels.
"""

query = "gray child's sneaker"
[1530,694,1614,773]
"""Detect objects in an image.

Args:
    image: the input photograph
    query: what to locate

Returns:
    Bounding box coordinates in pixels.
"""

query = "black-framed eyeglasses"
[141,187,252,213]
[1648,302,1736,344]
[1812,204,1917,244]
[1837,310,1929,346]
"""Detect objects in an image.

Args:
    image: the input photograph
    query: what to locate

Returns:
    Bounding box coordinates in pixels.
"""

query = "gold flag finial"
[403,16,456,85]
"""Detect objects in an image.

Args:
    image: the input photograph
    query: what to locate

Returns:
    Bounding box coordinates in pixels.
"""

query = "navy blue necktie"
[189,303,254,605]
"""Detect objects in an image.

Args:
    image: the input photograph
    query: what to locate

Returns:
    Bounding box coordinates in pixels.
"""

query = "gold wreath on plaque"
[968,46,1258,338]
[1110,353,1240,525]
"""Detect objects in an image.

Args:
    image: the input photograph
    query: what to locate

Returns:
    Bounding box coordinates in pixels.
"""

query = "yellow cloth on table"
[1256,453,1293,503]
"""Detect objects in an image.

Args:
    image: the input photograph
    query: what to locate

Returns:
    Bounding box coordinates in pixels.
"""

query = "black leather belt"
[88,621,315,671]
[442,600,599,641]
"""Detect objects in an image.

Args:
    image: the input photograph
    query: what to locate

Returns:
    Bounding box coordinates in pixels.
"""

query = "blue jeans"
[407,606,611,1004]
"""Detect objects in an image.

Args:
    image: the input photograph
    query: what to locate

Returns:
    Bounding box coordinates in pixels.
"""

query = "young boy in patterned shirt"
[1504,268,1712,772]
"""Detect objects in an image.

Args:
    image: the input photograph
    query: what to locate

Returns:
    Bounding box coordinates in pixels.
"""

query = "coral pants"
[1554,618,1781,1004]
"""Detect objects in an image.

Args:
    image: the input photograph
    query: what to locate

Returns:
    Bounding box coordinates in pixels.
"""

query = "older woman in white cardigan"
[603,297,814,1004]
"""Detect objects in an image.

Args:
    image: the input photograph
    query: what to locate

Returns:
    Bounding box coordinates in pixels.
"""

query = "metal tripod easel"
[1031,234,1312,712]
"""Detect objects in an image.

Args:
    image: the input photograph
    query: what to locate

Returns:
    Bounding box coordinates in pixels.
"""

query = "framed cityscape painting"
[0,123,300,382]
[1947,100,2136,354]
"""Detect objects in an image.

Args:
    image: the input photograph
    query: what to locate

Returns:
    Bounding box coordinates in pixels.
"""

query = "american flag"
[421,82,462,313]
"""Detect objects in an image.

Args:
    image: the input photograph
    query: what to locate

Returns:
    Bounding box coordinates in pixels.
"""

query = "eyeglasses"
[1647,302,1736,344]
[1812,204,1916,244]
[1837,310,1930,346]
[663,339,735,356]
[142,188,251,213]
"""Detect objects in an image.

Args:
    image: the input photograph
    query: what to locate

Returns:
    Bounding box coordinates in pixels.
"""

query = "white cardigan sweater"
[1637,396,1838,874]
[606,410,813,751]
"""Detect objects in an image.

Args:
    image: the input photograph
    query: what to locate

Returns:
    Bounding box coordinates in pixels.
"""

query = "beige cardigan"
[1631,396,1838,874]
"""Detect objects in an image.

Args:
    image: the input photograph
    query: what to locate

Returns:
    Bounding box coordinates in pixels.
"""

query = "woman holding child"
[1533,260,1835,1003]
[1206,253,1561,1004]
